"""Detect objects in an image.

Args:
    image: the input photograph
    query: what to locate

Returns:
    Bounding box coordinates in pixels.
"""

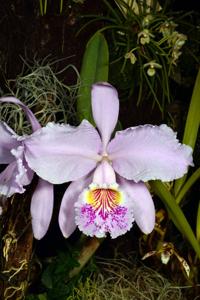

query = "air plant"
[0,57,79,135]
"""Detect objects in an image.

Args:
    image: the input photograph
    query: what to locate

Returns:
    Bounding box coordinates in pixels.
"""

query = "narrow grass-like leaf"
[44,0,47,15]
[39,0,43,15]
[77,32,109,123]
[60,0,63,14]
[176,167,200,205]
[103,0,123,22]
[174,69,200,196]
[196,200,200,243]
[143,69,163,112]
[182,68,200,148]
[150,180,200,258]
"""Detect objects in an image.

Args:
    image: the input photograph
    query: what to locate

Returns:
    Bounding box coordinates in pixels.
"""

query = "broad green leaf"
[77,32,109,123]
[150,180,200,258]
[174,69,200,196]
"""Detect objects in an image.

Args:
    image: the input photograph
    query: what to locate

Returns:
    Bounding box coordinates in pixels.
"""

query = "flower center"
[101,154,111,163]
[85,185,123,219]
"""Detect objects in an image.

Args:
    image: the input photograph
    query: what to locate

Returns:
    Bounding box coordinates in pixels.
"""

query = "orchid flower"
[24,83,193,239]
[0,97,53,239]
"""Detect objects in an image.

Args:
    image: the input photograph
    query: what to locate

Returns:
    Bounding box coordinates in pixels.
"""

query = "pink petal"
[118,177,155,234]
[59,175,92,238]
[0,122,20,164]
[31,179,54,240]
[11,145,34,186]
[108,124,193,182]
[24,121,101,184]
[0,163,22,196]
[0,97,40,132]
[92,83,119,150]
[0,156,33,197]
[92,160,116,185]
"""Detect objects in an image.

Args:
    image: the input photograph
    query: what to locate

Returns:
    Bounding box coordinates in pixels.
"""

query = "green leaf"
[77,32,109,123]
[182,69,200,149]
[38,294,47,300]
[196,200,200,243]
[174,69,200,196]
[44,0,47,14]
[39,0,43,15]
[60,0,63,13]
[176,167,200,205]
[150,180,200,258]
[41,265,53,289]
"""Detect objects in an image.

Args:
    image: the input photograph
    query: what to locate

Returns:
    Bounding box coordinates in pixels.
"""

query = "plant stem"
[69,237,104,278]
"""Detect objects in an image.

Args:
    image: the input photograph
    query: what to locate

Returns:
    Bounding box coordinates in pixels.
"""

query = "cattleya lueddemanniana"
[0,97,53,239]
[22,82,193,239]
